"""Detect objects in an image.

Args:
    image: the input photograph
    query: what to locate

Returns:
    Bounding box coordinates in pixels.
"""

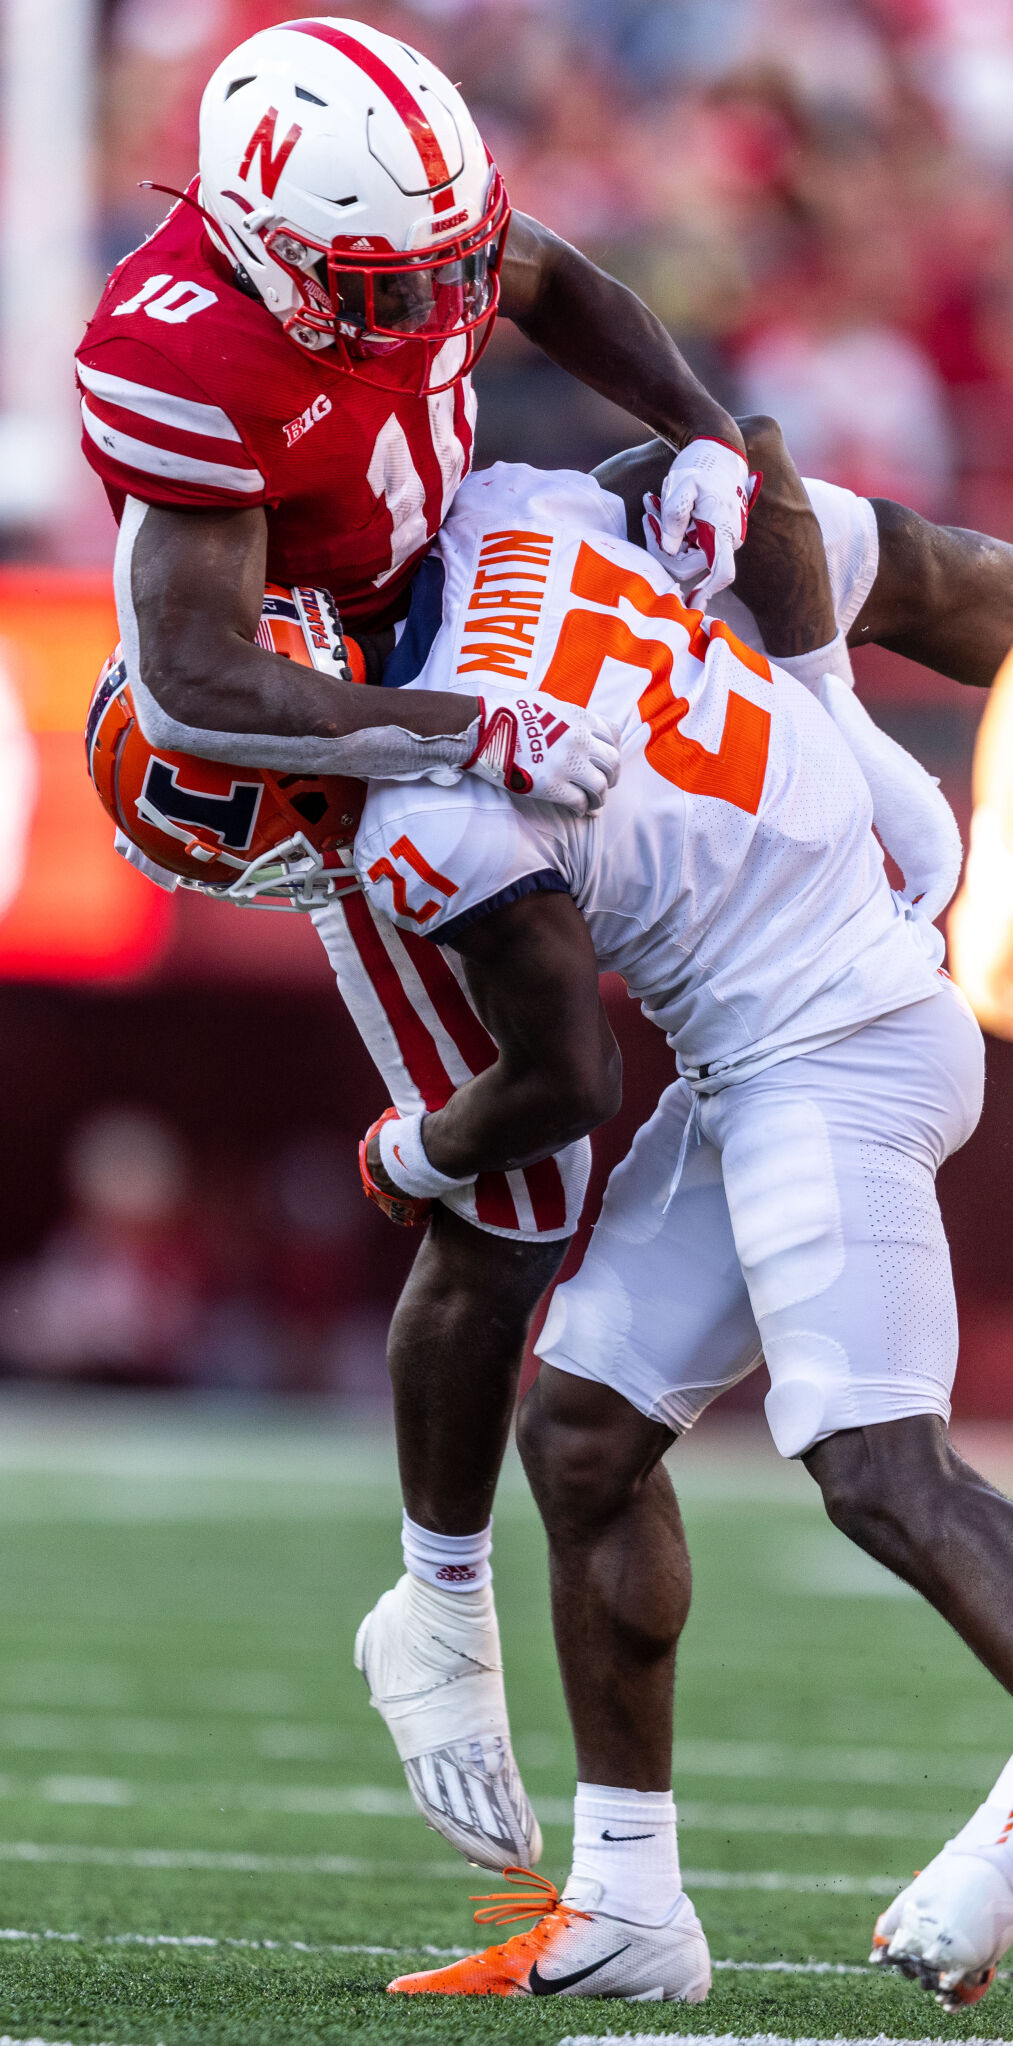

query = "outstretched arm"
[116,498,619,809]
[123,498,478,760]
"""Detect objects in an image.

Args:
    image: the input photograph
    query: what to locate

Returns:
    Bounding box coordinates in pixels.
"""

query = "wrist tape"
[378,1111,470,1199]
[776,629,855,694]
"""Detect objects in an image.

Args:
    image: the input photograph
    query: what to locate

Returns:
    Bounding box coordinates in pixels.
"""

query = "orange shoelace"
[470,1865,588,1930]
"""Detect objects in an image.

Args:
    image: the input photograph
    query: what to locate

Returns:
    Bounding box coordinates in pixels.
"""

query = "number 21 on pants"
[542,543,771,815]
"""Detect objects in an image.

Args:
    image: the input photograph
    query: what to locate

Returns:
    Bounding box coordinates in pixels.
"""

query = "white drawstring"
[663,1091,701,1212]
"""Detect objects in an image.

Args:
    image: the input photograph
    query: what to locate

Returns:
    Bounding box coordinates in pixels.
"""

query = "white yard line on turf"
[0,1843,905,1889]
[673,1738,1005,1791]
[0,1849,904,1890]
[0,1777,958,1840]
[0,1715,1000,1793]
[0,1929,860,1966]
[6,1929,1004,1982]
[0,1927,468,1958]
[557,2036,1013,2046]
[0,1719,1002,1792]
[0,2038,158,2046]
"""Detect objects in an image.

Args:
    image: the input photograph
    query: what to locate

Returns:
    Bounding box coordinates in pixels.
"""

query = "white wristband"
[378,1111,470,1199]
[776,629,855,694]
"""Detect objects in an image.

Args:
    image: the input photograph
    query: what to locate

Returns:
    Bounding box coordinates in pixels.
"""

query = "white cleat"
[354,1572,542,1871]
[872,1844,1013,2011]
[388,1871,712,1999]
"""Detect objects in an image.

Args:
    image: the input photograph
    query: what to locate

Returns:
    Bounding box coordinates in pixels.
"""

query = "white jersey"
[355,464,939,1089]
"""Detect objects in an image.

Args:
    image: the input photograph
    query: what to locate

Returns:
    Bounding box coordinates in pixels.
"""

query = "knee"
[807,1422,946,1573]
[390,1221,566,1362]
[517,1373,657,1534]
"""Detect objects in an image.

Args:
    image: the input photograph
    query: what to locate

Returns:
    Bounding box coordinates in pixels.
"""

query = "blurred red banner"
[0,569,172,979]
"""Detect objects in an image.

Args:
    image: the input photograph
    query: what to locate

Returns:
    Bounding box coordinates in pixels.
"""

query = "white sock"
[566,1782,681,1926]
[401,1511,493,1592]
[948,1752,1013,1862]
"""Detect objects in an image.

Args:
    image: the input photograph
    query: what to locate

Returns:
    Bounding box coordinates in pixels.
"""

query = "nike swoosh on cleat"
[529,1943,631,1994]
[601,1829,655,1841]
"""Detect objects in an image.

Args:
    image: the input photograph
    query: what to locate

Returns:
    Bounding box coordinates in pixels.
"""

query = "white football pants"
[537,981,985,1457]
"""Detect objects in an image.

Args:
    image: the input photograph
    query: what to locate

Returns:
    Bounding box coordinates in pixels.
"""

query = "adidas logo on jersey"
[284,394,332,447]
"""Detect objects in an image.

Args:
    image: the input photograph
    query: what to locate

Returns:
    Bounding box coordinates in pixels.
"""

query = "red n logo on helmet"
[238,109,303,200]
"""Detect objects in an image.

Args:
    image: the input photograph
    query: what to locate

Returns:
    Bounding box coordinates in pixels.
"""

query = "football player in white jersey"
[333,453,1013,2004]
[615,428,1013,2021]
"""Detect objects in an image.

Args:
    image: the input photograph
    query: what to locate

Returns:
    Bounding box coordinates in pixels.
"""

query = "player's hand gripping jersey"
[354,465,947,1088]
[76,190,477,626]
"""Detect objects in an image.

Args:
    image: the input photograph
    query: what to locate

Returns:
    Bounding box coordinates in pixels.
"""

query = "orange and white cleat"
[872,1846,1013,2012]
[387,1865,711,2000]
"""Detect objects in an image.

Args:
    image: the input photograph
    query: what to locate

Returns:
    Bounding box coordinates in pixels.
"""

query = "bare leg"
[805,1414,1013,1692]
[388,1205,569,1533]
[518,1364,688,1789]
[356,1209,568,1870]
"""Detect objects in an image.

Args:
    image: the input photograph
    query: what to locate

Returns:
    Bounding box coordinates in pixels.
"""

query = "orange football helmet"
[85,584,366,909]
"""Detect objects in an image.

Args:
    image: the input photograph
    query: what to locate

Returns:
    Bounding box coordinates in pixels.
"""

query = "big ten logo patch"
[284,394,332,447]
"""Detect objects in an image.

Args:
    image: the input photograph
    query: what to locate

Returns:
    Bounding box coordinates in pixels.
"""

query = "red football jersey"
[75,194,478,626]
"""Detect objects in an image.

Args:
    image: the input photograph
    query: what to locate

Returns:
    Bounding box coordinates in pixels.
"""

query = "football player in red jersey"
[76,16,753,786]
[74,14,761,1874]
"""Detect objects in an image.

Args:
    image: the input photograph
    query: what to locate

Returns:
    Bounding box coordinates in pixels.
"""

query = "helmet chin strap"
[139,180,224,239]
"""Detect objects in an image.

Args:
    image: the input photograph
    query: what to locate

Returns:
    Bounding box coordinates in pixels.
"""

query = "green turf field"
[0,1395,1009,2046]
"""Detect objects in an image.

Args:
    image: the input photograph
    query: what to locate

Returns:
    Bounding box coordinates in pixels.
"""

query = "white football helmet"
[198,16,510,392]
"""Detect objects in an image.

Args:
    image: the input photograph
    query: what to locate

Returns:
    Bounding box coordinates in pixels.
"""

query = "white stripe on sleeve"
[81,399,264,495]
[77,361,243,444]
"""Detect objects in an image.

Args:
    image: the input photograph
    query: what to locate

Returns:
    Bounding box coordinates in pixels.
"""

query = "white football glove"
[643,437,759,604]
[465,692,621,815]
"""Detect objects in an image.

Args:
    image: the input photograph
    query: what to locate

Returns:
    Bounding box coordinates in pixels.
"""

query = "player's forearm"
[120,493,484,773]
[504,221,743,456]
[422,1055,619,1181]
[143,635,479,751]
[131,643,482,776]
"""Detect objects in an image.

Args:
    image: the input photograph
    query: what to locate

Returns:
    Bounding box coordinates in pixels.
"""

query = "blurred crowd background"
[0,0,1011,1410]
[83,0,1013,529]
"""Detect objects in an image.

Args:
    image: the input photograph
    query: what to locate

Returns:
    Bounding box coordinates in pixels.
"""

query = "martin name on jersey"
[354,464,946,1091]
[75,189,476,626]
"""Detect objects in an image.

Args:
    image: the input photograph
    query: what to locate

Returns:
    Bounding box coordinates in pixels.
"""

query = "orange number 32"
[541,543,771,815]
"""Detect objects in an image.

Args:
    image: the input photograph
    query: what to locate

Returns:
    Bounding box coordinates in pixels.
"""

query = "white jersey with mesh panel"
[353,462,939,1092]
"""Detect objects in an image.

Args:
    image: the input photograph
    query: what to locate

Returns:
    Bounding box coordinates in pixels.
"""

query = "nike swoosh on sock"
[601,1828,655,1842]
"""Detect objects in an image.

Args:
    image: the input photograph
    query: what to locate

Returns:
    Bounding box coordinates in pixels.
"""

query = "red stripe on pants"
[396,928,497,1076]
[522,1155,567,1232]
[475,1171,519,1231]
[342,894,453,1111]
